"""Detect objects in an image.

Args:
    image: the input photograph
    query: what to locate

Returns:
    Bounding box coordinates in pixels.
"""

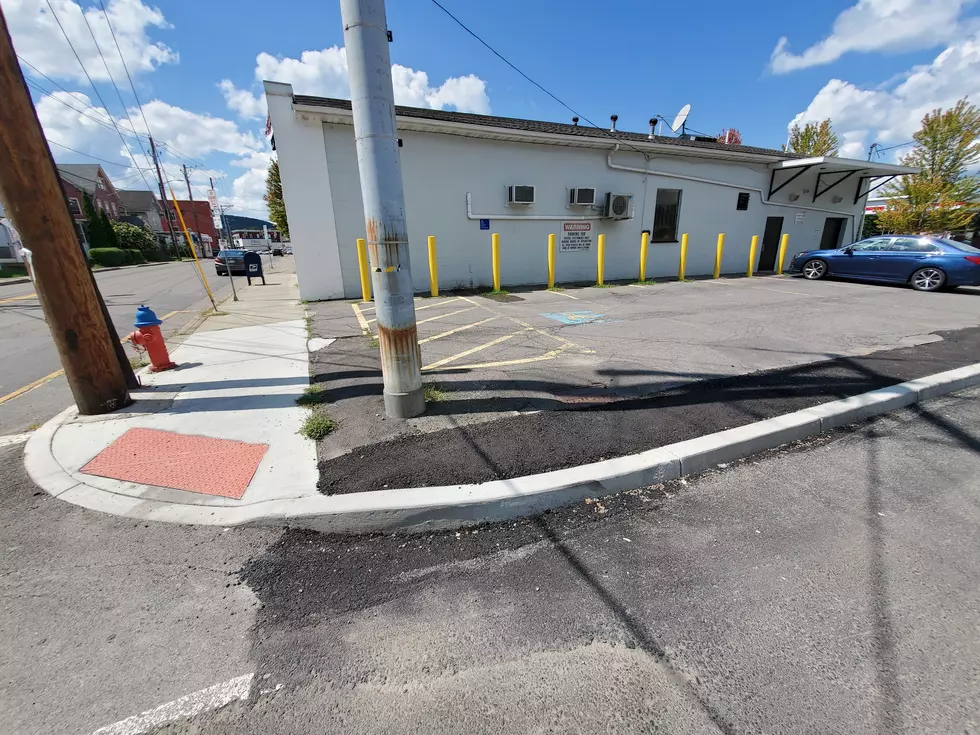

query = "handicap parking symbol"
[540,311,604,325]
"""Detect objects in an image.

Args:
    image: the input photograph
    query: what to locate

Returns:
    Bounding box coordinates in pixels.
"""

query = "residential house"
[0,200,24,266]
[118,189,170,248]
[56,163,122,251]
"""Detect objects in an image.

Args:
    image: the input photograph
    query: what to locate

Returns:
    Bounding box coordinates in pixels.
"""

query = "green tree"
[82,192,107,249]
[101,210,119,249]
[878,99,980,234]
[782,119,839,156]
[264,158,289,238]
[111,220,156,252]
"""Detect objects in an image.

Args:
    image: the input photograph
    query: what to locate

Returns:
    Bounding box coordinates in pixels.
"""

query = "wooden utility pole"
[150,136,180,258]
[0,7,130,414]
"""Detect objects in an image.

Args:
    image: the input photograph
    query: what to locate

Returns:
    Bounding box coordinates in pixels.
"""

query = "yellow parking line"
[422,328,530,371]
[350,303,371,335]
[416,296,461,311]
[444,346,569,371]
[0,292,37,304]
[369,306,475,326]
[0,368,64,405]
[160,310,180,320]
[419,316,497,345]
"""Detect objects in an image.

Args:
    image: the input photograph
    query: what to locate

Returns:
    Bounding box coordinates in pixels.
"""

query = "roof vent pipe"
[649,118,656,139]
[610,114,618,132]
[572,116,579,126]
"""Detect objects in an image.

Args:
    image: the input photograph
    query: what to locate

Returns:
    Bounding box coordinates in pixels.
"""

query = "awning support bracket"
[813,169,857,202]
[854,175,898,205]
[768,165,813,199]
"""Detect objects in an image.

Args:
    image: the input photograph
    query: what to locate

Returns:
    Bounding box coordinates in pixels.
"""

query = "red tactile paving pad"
[81,428,268,498]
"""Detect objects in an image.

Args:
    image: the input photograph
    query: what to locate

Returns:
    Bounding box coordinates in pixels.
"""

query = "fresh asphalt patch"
[317,325,980,494]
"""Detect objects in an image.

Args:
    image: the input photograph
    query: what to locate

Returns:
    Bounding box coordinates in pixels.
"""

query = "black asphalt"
[317,325,980,494]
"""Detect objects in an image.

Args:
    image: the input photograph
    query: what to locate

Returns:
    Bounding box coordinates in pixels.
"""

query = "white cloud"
[7,0,177,83]
[770,0,974,74]
[220,45,491,120]
[788,36,980,159]
[132,99,263,158]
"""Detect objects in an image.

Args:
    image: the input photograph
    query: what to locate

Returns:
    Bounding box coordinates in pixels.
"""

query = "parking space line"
[552,290,579,299]
[422,328,530,371]
[416,296,461,311]
[367,306,474,325]
[419,316,497,345]
[0,292,37,304]
[445,345,569,371]
[350,303,371,335]
[0,368,64,405]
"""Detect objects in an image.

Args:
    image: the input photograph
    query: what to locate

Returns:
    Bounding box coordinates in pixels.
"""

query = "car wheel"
[910,267,945,292]
[801,259,827,280]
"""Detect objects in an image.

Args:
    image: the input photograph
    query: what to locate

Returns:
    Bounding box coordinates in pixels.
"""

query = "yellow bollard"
[747,235,759,277]
[678,233,689,281]
[597,233,606,285]
[547,233,556,288]
[776,233,790,275]
[639,230,650,282]
[356,237,371,302]
[491,232,501,291]
[714,233,725,279]
[427,235,439,296]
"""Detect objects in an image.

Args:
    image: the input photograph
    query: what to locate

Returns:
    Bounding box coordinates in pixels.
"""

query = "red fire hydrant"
[126,305,176,372]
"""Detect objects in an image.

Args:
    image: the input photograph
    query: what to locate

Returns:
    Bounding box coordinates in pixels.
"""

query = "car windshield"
[222,250,245,256]
[937,239,980,253]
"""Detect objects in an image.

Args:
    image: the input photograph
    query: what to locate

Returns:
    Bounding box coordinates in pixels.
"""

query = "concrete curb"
[0,260,180,289]
[24,363,980,534]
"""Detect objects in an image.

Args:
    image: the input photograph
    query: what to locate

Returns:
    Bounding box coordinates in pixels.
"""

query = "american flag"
[264,115,272,137]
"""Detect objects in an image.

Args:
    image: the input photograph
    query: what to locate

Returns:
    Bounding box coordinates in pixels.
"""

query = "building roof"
[56,163,111,194]
[292,95,802,160]
[769,155,919,177]
[118,189,162,213]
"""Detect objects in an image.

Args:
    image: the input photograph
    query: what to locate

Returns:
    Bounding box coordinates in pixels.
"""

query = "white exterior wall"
[273,96,865,300]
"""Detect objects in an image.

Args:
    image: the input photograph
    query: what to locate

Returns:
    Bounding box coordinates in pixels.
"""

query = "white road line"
[90,673,254,735]
[0,432,32,448]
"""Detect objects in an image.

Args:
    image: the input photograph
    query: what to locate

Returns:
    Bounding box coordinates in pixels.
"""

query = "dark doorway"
[757,216,784,271]
[820,217,847,250]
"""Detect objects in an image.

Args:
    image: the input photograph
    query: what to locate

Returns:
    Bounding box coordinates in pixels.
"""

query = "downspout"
[606,145,857,236]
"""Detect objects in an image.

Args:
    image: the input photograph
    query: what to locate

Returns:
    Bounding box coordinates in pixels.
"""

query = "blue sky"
[8,0,980,218]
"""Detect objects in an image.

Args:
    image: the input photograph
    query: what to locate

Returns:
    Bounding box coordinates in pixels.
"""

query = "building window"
[652,189,682,242]
[110,202,117,217]
[67,197,81,217]
[736,192,750,210]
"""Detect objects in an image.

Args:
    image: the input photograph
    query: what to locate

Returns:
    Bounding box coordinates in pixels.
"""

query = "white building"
[265,81,916,301]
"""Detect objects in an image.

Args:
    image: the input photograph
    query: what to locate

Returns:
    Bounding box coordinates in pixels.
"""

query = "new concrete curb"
[24,363,980,534]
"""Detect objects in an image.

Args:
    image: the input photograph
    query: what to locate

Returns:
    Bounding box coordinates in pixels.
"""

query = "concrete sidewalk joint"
[24,361,980,534]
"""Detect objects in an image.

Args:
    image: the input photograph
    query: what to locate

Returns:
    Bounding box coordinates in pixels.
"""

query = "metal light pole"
[341,0,424,418]
[210,176,238,302]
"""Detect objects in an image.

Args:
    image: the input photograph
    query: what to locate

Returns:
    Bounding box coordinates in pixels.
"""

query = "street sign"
[479,218,490,230]
[560,221,592,252]
[207,189,218,209]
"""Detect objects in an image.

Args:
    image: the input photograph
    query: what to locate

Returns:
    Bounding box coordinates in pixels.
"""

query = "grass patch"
[593,282,615,288]
[300,410,336,441]
[129,356,148,370]
[631,279,657,286]
[296,384,328,407]
[424,383,449,403]
[368,334,379,349]
[484,288,511,296]
[304,313,314,338]
[546,285,565,292]
[0,265,27,279]
[27,423,42,431]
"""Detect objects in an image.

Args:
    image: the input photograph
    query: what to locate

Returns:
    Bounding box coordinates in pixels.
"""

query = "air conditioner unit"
[507,185,535,205]
[604,192,633,219]
[569,187,596,206]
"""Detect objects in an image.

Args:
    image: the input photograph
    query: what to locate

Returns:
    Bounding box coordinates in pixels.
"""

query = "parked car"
[272,246,284,256]
[284,246,293,255]
[215,249,247,276]
[788,235,980,292]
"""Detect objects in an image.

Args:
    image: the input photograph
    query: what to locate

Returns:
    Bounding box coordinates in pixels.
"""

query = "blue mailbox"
[242,250,266,285]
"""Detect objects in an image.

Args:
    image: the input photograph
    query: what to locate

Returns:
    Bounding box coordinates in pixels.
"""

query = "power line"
[427,0,647,155]
[24,78,147,142]
[43,0,158,196]
[46,138,149,169]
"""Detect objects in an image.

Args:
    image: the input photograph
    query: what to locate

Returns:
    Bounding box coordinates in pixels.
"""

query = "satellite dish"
[670,104,691,133]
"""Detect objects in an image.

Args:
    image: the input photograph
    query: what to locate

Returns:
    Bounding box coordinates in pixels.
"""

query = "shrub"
[126,249,145,264]
[144,249,170,262]
[111,221,157,253]
[87,248,127,267]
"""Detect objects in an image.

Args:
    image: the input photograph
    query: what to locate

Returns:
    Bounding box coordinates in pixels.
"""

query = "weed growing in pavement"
[546,286,565,292]
[296,384,328,407]
[300,410,336,441]
[593,283,615,288]
[27,423,42,431]
[485,288,511,295]
[129,356,148,370]
[368,334,379,349]
[304,314,314,338]
[424,384,448,402]
[631,279,657,286]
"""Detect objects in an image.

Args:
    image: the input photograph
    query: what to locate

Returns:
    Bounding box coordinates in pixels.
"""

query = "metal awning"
[767,156,919,204]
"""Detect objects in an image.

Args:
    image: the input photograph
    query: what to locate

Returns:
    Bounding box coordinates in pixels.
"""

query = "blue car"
[788,235,980,292]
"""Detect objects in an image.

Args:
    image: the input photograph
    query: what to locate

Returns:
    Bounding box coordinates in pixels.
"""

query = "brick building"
[57,164,122,251]
[161,199,218,256]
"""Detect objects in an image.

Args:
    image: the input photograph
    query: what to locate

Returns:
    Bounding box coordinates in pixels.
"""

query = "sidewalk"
[25,260,319,523]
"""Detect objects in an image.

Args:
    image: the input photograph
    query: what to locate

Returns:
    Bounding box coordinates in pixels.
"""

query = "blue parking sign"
[479,219,490,230]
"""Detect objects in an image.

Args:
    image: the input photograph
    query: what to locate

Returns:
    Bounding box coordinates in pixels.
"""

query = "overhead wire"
[97,0,155,147]
[46,138,148,169]
[427,0,649,156]
[24,78,147,143]
[43,0,158,196]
